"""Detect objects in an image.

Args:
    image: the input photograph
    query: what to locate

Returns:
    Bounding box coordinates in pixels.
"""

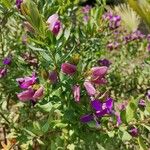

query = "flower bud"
[33,86,44,100]
[47,14,62,35]
[17,88,34,101]
[3,57,11,65]
[84,81,96,96]
[61,63,77,76]
[49,70,58,84]
[129,127,138,137]
[0,68,7,78]
[16,0,23,10]
[73,85,80,102]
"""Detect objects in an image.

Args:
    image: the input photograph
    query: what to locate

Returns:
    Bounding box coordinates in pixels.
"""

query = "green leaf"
[27,44,46,51]
[40,51,51,61]
[1,0,11,9]
[54,123,67,128]
[126,100,137,123]
[138,136,147,150]
[145,101,150,113]
[23,128,37,137]
[42,122,50,133]
[64,26,71,41]
[96,143,106,150]
[121,131,132,141]
[141,124,150,131]
[120,110,126,123]
[36,102,53,112]
[33,121,41,131]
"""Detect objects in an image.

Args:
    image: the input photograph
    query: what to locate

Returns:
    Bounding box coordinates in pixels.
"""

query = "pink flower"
[47,14,61,35]
[17,88,34,101]
[17,86,44,102]
[91,66,108,84]
[82,5,91,14]
[61,63,77,76]
[16,73,36,89]
[33,86,44,100]
[0,68,7,78]
[84,81,96,96]
[114,112,122,126]
[73,85,80,102]
[49,70,58,84]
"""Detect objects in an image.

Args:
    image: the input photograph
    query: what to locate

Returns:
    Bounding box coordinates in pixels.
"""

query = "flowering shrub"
[0,0,150,149]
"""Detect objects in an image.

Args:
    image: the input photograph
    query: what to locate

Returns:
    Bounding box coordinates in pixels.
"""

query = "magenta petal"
[52,21,61,35]
[49,71,58,84]
[33,86,44,100]
[129,127,138,137]
[115,112,122,126]
[47,14,61,35]
[138,99,146,107]
[17,89,34,101]
[0,68,7,78]
[61,63,77,76]
[73,85,80,102]
[91,66,108,78]
[16,73,36,89]
[105,98,113,110]
[91,100,102,111]
[3,57,11,65]
[84,81,96,96]
[95,109,107,117]
[80,114,93,123]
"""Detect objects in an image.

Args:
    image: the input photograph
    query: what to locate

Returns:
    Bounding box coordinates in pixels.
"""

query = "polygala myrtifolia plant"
[0,0,150,149]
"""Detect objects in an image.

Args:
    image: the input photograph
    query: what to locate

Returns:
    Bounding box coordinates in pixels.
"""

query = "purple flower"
[16,73,36,89]
[109,15,121,30]
[102,12,113,21]
[3,57,11,65]
[73,85,80,102]
[107,42,119,50]
[80,114,94,123]
[83,15,90,22]
[91,98,113,114]
[80,98,114,123]
[32,86,44,100]
[0,68,7,78]
[17,88,35,102]
[103,12,121,29]
[129,127,138,137]
[47,14,62,35]
[114,112,122,126]
[138,99,146,107]
[84,81,96,96]
[117,101,128,111]
[95,98,113,117]
[61,63,77,76]
[82,5,91,14]
[49,70,58,84]
[98,59,111,67]
[131,30,145,40]
[147,90,150,100]
[17,86,44,102]
[16,0,23,9]
[91,99,102,111]
[90,66,108,85]
[124,34,132,43]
